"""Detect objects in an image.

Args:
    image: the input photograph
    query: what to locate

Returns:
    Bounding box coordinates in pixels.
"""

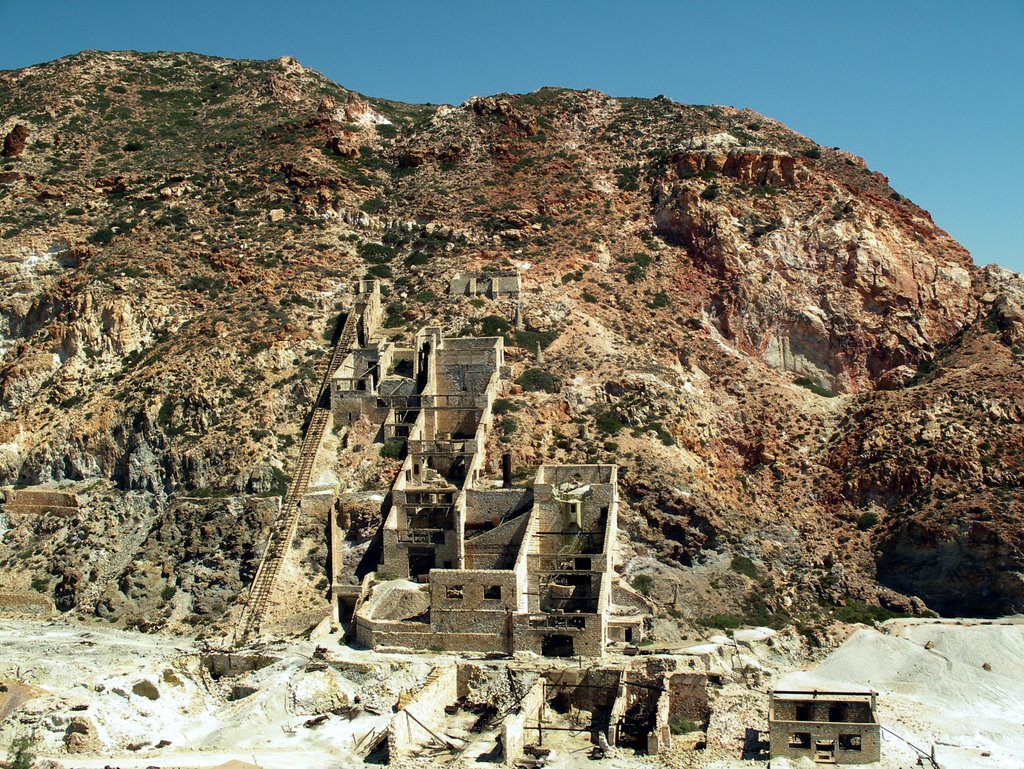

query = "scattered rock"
[2,123,28,157]
[64,715,100,753]
[132,679,160,700]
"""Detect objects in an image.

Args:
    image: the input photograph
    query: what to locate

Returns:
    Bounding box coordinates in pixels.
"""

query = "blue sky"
[3,1,1022,272]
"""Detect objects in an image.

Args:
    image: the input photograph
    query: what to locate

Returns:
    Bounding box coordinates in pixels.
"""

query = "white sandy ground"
[0,619,435,768]
[0,617,1022,768]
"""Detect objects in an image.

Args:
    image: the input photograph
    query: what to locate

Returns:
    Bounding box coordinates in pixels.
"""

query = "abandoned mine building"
[325,279,653,658]
[769,689,881,764]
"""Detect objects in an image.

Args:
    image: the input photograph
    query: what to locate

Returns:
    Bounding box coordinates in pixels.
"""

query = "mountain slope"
[0,51,1020,633]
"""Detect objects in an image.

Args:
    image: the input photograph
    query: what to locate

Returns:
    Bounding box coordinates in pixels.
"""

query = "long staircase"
[233,308,361,645]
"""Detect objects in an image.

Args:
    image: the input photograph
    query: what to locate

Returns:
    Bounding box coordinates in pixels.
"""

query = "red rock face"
[671,150,805,187]
[2,123,28,157]
[652,150,976,392]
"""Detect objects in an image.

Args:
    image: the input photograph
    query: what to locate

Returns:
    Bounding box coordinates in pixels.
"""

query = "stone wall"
[502,678,545,765]
[356,614,510,654]
[769,719,881,764]
[465,487,533,525]
[1,488,79,516]
[667,672,712,725]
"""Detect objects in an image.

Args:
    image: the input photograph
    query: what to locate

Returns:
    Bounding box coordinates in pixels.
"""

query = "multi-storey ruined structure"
[327,281,650,658]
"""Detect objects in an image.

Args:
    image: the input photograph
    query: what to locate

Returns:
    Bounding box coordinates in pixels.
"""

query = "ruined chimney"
[502,453,513,488]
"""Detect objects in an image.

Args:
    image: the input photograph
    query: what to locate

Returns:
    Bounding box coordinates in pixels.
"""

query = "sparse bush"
[833,600,907,626]
[649,291,671,308]
[493,398,521,415]
[87,227,115,246]
[512,329,558,350]
[7,734,36,769]
[595,410,627,435]
[360,197,387,214]
[801,147,822,159]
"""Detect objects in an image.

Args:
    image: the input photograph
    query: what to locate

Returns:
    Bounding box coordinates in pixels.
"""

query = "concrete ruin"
[448,271,521,298]
[326,292,650,657]
[375,657,711,764]
[769,689,881,764]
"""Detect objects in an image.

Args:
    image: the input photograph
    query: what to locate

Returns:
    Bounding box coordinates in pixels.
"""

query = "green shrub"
[649,291,671,308]
[595,410,627,435]
[833,600,907,626]
[380,440,405,459]
[794,377,836,398]
[700,184,719,201]
[669,715,696,735]
[615,165,640,191]
[512,329,558,350]
[499,417,517,438]
[493,398,521,415]
[516,368,558,393]
[405,251,430,266]
[631,574,653,596]
[801,147,822,159]
[161,585,178,601]
[383,303,405,328]
[697,614,741,630]
[87,228,115,246]
[360,197,387,214]
[7,734,36,769]
[357,242,397,262]
[730,555,759,579]
[856,512,879,531]
[478,315,512,336]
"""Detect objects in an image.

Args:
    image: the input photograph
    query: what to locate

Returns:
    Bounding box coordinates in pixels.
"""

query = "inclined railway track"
[233,310,360,645]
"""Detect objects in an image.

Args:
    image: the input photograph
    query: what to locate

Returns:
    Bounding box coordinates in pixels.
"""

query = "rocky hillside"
[0,51,1021,634]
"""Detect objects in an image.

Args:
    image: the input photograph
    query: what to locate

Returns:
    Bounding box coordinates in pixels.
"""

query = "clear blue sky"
[4,1,1022,272]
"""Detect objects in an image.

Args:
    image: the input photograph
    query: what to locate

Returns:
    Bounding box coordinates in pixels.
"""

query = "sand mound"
[779,618,1024,768]
[361,579,429,621]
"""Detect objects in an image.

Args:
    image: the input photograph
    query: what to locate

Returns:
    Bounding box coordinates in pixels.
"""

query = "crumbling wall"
[465,487,533,524]
[502,678,545,765]
[667,672,712,725]
[389,665,459,756]
[1,488,79,516]
[646,685,673,754]
[449,272,520,297]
